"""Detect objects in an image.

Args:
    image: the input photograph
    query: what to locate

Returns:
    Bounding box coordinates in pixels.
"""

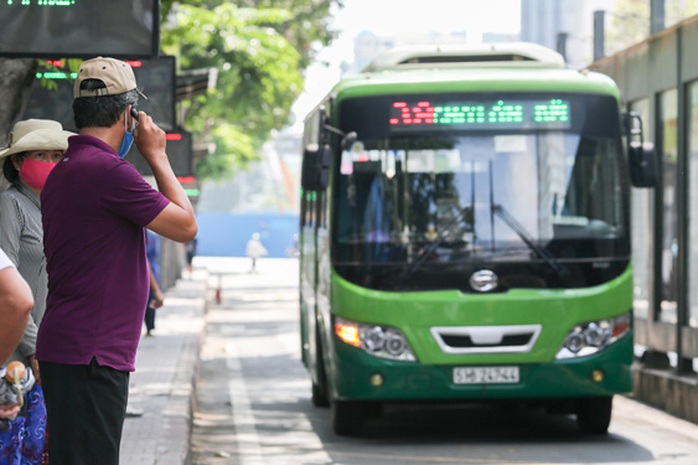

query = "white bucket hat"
[0,119,74,159]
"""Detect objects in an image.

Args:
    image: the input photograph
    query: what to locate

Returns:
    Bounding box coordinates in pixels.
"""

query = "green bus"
[298,43,656,436]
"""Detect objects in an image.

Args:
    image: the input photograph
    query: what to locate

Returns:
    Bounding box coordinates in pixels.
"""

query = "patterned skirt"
[0,384,47,465]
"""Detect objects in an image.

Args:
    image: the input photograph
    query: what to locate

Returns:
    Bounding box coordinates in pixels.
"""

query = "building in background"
[349,0,614,74]
[350,29,522,74]
[520,0,610,68]
[521,0,698,68]
[351,30,470,73]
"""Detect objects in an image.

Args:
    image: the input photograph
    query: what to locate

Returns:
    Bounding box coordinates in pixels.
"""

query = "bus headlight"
[361,325,386,352]
[385,329,408,356]
[556,312,631,359]
[335,318,417,361]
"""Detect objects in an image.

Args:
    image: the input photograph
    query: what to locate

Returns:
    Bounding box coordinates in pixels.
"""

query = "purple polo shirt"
[36,135,170,371]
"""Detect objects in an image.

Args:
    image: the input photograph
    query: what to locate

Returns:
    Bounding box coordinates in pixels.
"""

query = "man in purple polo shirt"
[36,57,197,465]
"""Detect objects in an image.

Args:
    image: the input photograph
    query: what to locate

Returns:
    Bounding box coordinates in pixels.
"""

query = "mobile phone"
[130,107,139,121]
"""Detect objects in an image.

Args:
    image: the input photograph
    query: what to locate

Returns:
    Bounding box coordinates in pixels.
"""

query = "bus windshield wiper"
[491,203,568,276]
[400,206,472,280]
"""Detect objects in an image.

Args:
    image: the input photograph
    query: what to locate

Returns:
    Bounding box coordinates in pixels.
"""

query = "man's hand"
[133,111,167,166]
[133,110,197,243]
[0,402,20,420]
[28,355,40,385]
[150,288,164,309]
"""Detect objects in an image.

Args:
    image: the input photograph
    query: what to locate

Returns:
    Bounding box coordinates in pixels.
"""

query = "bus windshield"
[332,93,630,291]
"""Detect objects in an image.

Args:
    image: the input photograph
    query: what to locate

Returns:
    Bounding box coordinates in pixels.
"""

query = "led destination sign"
[389,99,570,131]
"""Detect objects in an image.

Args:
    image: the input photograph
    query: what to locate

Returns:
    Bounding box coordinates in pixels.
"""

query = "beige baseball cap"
[73,56,147,99]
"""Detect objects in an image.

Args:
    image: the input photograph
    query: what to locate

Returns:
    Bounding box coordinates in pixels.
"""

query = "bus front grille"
[430,325,542,354]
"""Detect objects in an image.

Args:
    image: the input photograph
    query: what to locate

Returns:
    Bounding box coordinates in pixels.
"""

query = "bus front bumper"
[331,334,633,401]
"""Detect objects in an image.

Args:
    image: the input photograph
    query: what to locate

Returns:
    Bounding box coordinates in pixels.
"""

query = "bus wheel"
[311,382,330,407]
[332,399,365,436]
[576,396,612,435]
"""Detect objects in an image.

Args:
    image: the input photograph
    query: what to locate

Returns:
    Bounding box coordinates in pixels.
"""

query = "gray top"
[0,183,47,366]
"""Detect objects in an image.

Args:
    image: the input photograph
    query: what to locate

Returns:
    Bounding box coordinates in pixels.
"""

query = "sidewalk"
[120,267,209,465]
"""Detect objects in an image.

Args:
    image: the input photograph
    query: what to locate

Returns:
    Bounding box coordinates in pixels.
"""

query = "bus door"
[299,126,331,383]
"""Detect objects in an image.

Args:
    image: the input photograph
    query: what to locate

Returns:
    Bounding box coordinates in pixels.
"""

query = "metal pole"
[593,10,605,61]
[556,32,568,62]
[675,27,692,373]
[650,0,665,35]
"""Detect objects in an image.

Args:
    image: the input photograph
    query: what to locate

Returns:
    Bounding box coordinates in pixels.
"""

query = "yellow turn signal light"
[335,321,361,347]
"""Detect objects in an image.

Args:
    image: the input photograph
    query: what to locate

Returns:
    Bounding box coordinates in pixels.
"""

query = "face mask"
[117,109,137,158]
[20,158,58,190]
[118,131,134,159]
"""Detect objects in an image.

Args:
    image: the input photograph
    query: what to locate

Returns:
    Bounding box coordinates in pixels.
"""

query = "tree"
[161,3,301,178]
[160,0,343,179]
[165,0,340,69]
[0,59,36,147]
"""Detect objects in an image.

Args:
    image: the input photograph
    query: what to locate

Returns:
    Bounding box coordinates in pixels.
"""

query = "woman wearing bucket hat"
[0,118,72,465]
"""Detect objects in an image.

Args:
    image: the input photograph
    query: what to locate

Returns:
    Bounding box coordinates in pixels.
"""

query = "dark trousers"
[144,305,156,331]
[40,358,129,465]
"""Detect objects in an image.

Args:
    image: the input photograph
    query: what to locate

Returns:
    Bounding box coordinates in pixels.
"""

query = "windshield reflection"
[335,131,626,266]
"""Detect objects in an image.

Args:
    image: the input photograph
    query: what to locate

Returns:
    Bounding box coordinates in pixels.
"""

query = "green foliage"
[195,123,257,179]
[234,0,341,69]
[35,58,83,92]
[163,3,302,133]
[160,0,342,180]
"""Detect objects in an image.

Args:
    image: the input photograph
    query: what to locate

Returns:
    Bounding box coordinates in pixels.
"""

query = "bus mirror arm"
[323,124,358,150]
[341,132,358,150]
[301,123,359,192]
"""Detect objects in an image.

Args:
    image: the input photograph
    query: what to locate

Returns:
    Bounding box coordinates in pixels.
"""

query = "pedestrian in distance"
[0,118,73,464]
[245,232,268,273]
[144,229,164,337]
[36,56,197,465]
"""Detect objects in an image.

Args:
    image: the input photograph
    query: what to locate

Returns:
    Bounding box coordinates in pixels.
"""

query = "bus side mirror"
[628,141,658,188]
[624,111,658,188]
[301,143,331,191]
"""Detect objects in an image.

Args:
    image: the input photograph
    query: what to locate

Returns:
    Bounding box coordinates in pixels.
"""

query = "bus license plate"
[453,366,520,384]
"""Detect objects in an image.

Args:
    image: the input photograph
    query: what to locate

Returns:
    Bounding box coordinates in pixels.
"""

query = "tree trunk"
[0,58,37,146]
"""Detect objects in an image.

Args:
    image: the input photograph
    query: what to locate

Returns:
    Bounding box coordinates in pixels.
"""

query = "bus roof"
[329,68,619,104]
[362,42,566,72]
[323,43,620,103]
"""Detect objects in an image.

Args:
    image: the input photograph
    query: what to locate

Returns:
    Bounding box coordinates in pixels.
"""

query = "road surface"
[190,257,698,465]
